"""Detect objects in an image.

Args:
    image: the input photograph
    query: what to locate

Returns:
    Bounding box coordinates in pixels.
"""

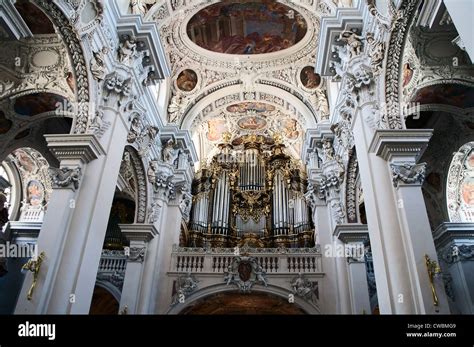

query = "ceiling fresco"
[186,1,307,55]
[412,84,474,109]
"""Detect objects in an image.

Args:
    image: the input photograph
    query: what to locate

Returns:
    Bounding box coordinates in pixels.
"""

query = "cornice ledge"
[119,223,159,242]
[333,223,369,243]
[44,134,106,163]
[368,129,433,161]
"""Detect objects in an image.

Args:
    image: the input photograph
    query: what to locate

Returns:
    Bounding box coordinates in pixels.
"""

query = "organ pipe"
[188,135,314,248]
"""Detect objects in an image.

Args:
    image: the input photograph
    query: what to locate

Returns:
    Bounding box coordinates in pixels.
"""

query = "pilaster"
[119,224,158,314]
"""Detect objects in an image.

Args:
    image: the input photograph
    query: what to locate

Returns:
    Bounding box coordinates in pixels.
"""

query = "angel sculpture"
[118,35,138,64]
[162,139,179,166]
[337,30,364,59]
[130,0,156,16]
[90,47,108,82]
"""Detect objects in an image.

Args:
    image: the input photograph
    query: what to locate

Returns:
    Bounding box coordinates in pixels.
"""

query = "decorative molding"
[446,142,474,223]
[103,72,133,107]
[345,152,358,223]
[128,149,148,223]
[171,272,199,306]
[384,0,422,129]
[433,222,474,249]
[0,35,75,101]
[290,273,319,303]
[390,162,427,188]
[128,246,146,262]
[147,160,176,201]
[172,244,321,254]
[49,166,81,191]
[441,244,474,264]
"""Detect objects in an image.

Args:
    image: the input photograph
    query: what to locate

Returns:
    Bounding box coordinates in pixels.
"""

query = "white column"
[154,199,184,313]
[305,171,338,313]
[118,224,158,314]
[14,134,111,314]
[369,129,450,314]
[334,236,351,313]
[334,224,371,314]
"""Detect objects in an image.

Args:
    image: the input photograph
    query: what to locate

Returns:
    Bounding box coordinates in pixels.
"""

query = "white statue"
[162,139,179,165]
[130,0,156,16]
[337,30,364,59]
[147,160,158,185]
[118,36,138,64]
[90,47,108,82]
[240,66,258,93]
[167,93,182,123]
[314,88,330,121]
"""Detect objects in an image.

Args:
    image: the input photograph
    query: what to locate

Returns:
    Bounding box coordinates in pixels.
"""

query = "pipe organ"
[188,135,314,248]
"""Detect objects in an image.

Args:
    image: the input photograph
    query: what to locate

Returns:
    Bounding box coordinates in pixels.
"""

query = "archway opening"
[89,285,119,315]
[179,291,307,315]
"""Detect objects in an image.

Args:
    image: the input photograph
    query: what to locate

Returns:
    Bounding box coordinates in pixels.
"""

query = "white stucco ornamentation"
[447,142,474,222]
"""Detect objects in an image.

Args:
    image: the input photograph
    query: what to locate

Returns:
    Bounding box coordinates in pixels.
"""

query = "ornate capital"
[390,162,427,187]
[127,246,146,263]
[49,166,82,191]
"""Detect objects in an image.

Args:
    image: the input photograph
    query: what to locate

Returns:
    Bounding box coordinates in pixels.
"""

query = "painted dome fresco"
[186,1,307,55]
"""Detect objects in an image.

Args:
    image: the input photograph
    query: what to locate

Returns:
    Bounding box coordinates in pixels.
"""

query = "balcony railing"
[97,249,127,290]
[170,245,322,274]
[98,250,127,275]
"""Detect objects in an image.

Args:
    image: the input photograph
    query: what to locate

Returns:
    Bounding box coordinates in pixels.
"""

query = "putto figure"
[337,30,364,58]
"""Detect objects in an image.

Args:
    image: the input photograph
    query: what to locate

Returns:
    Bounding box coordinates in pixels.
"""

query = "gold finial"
[22,251,46,301]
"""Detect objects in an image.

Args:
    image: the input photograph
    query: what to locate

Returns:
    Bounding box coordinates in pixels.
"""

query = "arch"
[32,0,91,134]
[180,83,318,131]
[122,146,148,224]
[89,282,120,314]
[384,0,421,129]
[410,83,474,116]
[167,283,320,315]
